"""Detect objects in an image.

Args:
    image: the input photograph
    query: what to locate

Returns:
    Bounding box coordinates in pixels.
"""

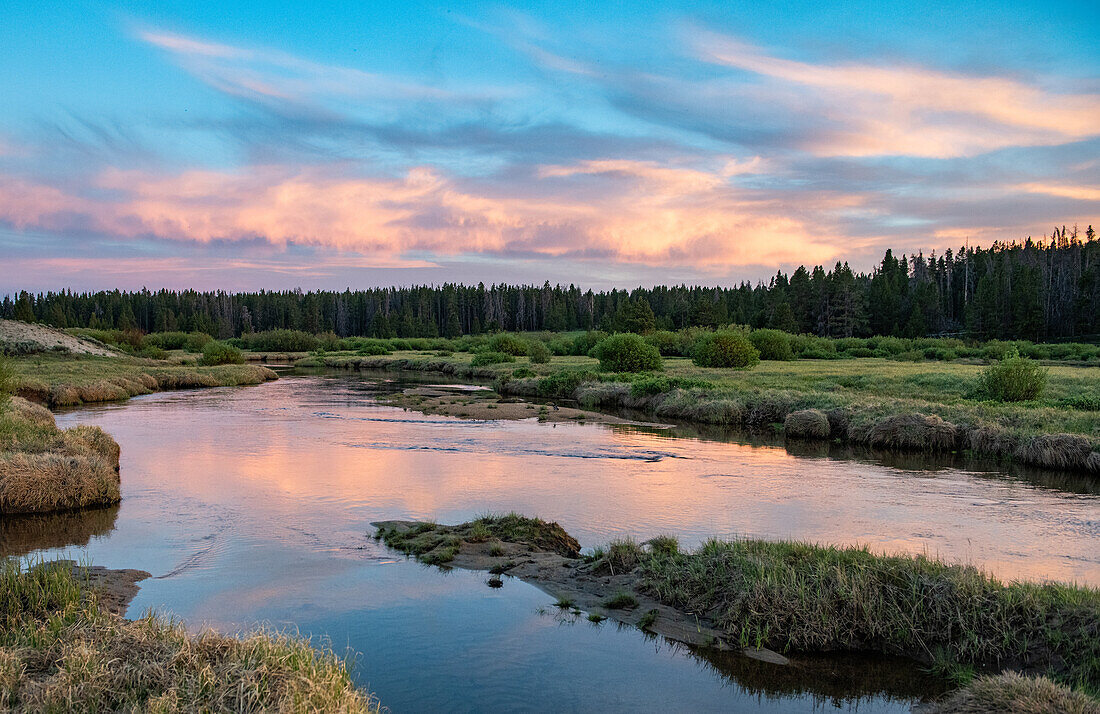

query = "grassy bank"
[378,515,1100,708]
[0,559,380,712]
[300,350,1100,473]
[1,397,120,515]
[9,353,277,408]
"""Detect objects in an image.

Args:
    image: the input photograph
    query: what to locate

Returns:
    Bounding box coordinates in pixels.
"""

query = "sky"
[1,1,1098,292]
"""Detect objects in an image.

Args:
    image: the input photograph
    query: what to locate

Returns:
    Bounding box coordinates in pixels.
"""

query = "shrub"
[470,351,515,367]
[571,331,607,356]
[199,341,245,366]
[591,334,662,372]
[980,351,1048,402]
[527,341,551,364]
[537,370,598,398]
[356,343,392,356]
[846,347,875,358]
[184,332,214,352]
[511,367,537,379]
[692,332,760,369]
[644,330,683,356]
[238,329,317,352]
[487,333,529,356]
[143,331,190,350]
[546,338,572,356]
[749,329,795,361]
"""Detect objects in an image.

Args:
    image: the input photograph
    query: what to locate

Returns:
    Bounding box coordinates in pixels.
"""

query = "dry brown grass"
[784,409,830,439]
[0,559,381,713]
[10,354,277,407]
[0,397,121,515]
[1015,434,1099,473]
[860,413,958,452]
[930,672,1100,713]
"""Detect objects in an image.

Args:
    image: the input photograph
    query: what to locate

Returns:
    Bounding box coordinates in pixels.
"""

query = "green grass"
[8,353,277,407]
[603,591,639,610]
[0,558,380,712]
[634,537,1100,694]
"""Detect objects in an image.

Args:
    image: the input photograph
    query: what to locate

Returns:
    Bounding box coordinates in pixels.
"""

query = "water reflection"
[9,372,1096,712]
[1,505,119,557]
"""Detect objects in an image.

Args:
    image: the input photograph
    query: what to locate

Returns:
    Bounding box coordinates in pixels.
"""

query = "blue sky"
[1,1,1097,291]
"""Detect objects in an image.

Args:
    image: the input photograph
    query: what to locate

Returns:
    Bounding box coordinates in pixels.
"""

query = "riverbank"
[302,351,1100,473]
[9,353,277,407]
[1,396,120,515]
[375,514,1100,706]
[0,558,380,712]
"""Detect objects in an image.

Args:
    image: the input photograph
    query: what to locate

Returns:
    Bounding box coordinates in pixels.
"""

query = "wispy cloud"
[691,30,1100,158]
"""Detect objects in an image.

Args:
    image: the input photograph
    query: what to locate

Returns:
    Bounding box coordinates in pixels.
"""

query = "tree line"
[4,225,1098,341]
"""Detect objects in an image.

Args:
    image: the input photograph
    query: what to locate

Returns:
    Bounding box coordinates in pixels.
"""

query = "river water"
[4,372,1098,712]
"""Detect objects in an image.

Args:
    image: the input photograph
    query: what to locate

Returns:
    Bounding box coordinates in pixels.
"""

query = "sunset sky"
[2,1,1097,292]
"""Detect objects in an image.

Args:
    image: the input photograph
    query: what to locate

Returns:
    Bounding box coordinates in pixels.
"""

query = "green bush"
[238,329,317,352]
[143,331,190,350]
[537,370,598,398]
[980,351,1048,402]
[749,329,795,361]
[527,341,552,364]
[470,351,516,367]
[512,367,537,379]
[487,333,529,356]
[184,332,213,352]
[572,331,607,356]
[591,333,662,372]
[199,341,245,366]
[356,343,392,356]
[846,347,875,358]
[644,330,682,356]
[692,332,760,369]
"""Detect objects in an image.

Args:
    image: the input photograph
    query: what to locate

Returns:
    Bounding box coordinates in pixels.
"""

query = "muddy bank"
[375,516,791,663]
[374,515,1100,699]
[27,560,150,615]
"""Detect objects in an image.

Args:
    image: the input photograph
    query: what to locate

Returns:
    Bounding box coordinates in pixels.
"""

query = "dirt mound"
[0,319,118,356]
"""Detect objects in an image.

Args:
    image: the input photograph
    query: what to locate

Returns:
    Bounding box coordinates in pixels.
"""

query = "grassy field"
[8,353,277,407]
[0,559,380,712]
[298,349,1100,472]
[0,397,120,515]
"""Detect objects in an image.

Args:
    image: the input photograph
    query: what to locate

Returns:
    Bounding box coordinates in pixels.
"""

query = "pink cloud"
[693,32,1100,158]
[0,160,850,269]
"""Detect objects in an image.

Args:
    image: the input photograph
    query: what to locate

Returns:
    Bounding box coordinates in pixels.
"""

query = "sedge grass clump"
[603,591,639,610]
[979,350,1048,402]
[0,559,380,713]
[638,538,1100,691]
[604,538,644,574]
[929,672,1100,714]
[0,397,121,515]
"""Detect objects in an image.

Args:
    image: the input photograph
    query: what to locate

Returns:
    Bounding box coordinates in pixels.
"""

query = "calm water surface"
[5,372,1098,712]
